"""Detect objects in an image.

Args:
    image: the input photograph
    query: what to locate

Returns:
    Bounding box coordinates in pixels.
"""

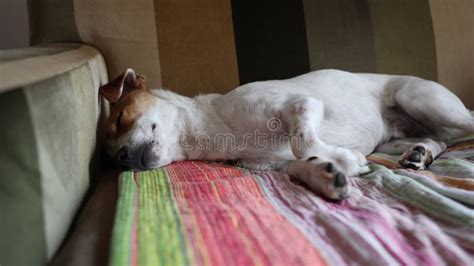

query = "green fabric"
[24,63,99,259]
[0,89,46,266]
[28,0,80,44]
[109,172,135,266]
[0,45,108,264]
[0,45,103,93]
[365,164,474,226]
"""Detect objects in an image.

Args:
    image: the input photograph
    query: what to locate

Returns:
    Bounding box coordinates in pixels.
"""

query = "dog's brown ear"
[99,69,145,103]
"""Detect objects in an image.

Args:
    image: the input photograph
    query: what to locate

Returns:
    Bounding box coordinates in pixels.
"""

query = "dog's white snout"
[140,143,159,170]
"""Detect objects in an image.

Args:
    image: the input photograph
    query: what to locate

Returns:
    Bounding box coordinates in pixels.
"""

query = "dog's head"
[100,69,171,170]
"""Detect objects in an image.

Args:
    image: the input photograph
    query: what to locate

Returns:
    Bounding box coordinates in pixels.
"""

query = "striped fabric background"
[29,0,474,106]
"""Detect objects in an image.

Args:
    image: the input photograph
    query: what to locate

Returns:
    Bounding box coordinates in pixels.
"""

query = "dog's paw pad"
[323,165,347,188]
[408,150,422,162]
[399,145,433,170]
[413,146,426,154]
[302,159,350,200]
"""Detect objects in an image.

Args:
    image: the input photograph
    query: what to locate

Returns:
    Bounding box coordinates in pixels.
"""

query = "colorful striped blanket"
[110,136,474,265]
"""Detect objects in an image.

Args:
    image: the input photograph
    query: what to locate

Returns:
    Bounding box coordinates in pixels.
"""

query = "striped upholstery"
[0,45,108,265]
[110,136,474,265]
[29,0,474,108]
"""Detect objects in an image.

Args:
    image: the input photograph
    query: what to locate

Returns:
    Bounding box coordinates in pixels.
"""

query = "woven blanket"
[110,137,474,265]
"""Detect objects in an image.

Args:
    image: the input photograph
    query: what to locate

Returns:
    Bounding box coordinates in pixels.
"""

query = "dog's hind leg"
[281,96,369,176]
[376,138,447,170]
[280,96,324,159]
[275,97,370,200]
[393,78,474,136]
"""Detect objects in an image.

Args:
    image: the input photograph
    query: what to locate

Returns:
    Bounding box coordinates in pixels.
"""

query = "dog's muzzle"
[115,142,157,171]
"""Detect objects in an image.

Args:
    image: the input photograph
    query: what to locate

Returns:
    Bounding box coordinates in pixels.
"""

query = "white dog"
[100,69,474,200]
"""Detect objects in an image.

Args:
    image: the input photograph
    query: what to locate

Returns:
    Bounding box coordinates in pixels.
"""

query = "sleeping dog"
[100,69,474,200]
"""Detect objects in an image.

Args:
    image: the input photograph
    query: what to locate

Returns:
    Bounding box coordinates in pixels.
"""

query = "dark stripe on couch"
[302,0,376,72]
[231,0,311,84]
[28,0,80,44]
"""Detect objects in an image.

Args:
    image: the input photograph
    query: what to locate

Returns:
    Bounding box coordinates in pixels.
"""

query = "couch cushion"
[0,45,108,265]
[27,0,474,107]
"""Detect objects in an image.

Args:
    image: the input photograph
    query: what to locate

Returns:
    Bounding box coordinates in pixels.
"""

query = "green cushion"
[0,45,108,265]
[0,89,45,266]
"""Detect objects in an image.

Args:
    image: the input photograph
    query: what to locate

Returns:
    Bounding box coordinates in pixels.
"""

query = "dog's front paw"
[399,145,433,170]
[305,158,350,201]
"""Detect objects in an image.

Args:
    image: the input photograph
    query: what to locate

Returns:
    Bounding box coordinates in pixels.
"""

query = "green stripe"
[433,158,474,169]
[109,172,135,266]
[363,164,474,226]
[138,170,159,265]
[394,170,474,206]
[446,134,474,146]
[137,169,190,265]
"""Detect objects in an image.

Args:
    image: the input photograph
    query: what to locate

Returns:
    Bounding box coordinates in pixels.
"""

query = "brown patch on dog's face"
[99,68,147,103]
[105,90,157,140]
[100,69,159,157]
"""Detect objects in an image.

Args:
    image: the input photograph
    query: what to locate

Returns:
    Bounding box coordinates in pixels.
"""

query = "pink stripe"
[167,161,326,266]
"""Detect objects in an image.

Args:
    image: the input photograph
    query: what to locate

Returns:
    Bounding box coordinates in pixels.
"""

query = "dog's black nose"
[116,147,129,162]
[334,173,347,188]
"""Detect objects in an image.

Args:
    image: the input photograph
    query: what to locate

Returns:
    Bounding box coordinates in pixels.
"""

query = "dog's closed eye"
[116,111,124,132]
[152,124,156,131]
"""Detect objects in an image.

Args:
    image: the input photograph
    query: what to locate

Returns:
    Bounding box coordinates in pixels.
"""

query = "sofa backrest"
[28,0,474,108]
